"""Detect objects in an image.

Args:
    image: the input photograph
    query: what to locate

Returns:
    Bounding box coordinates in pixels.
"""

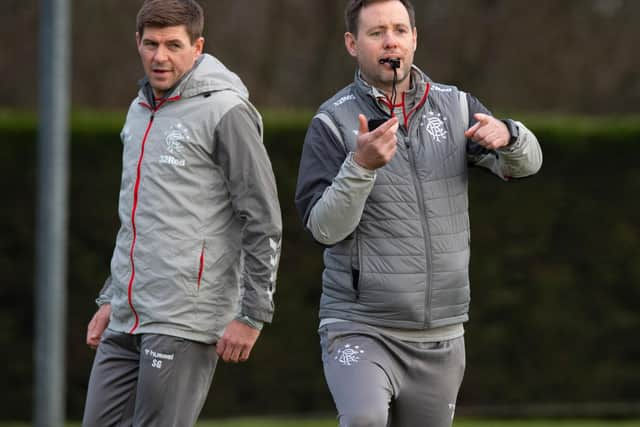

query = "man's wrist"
[348,151,375,174]
[501,119,520,147]
[235,314,264,331]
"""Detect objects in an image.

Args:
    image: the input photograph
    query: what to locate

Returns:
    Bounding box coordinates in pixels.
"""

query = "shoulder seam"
[314,112,346,151]
[458,91,469,130]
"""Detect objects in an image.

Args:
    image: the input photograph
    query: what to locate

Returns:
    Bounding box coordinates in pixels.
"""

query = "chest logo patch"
[423,112,448,143]
[160,123,190,167]
[165,123,190,154]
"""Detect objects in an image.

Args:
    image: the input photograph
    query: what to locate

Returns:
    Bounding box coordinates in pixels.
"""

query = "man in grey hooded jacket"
[295,1,541,426]
[82,1,282,426]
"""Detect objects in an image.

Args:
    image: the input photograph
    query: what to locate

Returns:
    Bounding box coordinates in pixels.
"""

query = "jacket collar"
[137,53,249,108]
[354,64,431,114]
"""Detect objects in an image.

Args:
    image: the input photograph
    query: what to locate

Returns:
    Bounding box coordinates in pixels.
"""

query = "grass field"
[192,418,640,427]
[194,418,640,427]
[3,418,640,427]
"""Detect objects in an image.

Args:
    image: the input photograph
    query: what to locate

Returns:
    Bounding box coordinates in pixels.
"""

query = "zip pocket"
[197,242,205,290]
[353,233,363,299]
[351,268,360,296]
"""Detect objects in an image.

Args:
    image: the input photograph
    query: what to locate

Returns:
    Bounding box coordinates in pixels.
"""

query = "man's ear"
[193,37,205,56]
[196,37,204,55]
[135,32,141,47]
[413,27,418,52]
[344,32,357,57]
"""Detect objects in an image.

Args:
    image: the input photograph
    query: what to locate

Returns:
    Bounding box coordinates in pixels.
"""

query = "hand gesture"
[353,114,398,170]
[216,319,261,363]
[464,113,510,150]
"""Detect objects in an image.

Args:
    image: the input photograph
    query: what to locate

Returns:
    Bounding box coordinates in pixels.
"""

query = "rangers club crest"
[334,343,365,366]
[423,112,448,142]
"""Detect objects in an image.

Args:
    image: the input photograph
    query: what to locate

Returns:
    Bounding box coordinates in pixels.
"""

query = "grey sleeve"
[495,120,543,178]
[308,153,376,245]
[214,103,282,323]
[95,276,113,307]
[465,93,542,179]
[295,115,376,246]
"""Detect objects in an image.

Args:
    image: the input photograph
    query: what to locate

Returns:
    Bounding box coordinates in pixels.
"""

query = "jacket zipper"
[403,83,433,328]
[127,112,155,333]
[127,95,181,333]
[405,131,433,328]
[355,230,362,299]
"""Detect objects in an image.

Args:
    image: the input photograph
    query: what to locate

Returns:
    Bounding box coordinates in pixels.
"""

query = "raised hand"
[353,114,399,170]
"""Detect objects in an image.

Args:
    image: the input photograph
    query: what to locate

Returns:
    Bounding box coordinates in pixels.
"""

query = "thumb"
[358,114,369,135]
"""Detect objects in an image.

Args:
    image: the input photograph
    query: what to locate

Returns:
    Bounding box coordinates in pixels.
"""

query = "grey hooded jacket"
[99,54,282,344]
[295,67,541,330]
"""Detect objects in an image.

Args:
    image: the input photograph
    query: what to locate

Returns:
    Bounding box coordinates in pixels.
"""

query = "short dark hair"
[136,0,204,44]
[345,0,416,36]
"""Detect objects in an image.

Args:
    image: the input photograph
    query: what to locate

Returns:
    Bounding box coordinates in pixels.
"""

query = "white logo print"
[423,112,448,142]
[334,94,356,107]
[165,124,187,154]
[143,347,175,370]
[267,238,281,302]
[160,123,190,167]
[334,344,365,366]
[431,85,453,93]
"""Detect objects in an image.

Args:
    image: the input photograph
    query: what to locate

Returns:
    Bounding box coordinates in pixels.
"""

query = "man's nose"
[383,31,399,49]
[153,45,169,62]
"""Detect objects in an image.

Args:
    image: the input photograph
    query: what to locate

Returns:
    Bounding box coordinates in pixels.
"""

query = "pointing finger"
[464,121,481,138]
[473,113,492,124]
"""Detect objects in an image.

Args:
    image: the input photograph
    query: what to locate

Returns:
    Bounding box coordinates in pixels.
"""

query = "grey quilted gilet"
[318,71,471,330]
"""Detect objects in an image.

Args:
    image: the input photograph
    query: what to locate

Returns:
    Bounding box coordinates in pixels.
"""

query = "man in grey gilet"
[294,1,542,426]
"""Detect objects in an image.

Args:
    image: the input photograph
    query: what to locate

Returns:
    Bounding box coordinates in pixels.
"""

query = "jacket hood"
[139,53,250,104]
[179,53,249,99]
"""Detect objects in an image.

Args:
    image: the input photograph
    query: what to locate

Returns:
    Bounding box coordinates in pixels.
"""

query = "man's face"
[345,1,417,94]
[136,25,204,98]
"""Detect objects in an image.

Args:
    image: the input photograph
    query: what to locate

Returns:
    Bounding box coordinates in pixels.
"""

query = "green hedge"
[1,111,639,420]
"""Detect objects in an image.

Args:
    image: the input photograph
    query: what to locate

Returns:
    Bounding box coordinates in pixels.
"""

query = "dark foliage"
[0,114,639,419]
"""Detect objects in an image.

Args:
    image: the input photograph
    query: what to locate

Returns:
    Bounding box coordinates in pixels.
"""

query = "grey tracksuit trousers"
[82,329,218,427]
[320,321,465,427]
